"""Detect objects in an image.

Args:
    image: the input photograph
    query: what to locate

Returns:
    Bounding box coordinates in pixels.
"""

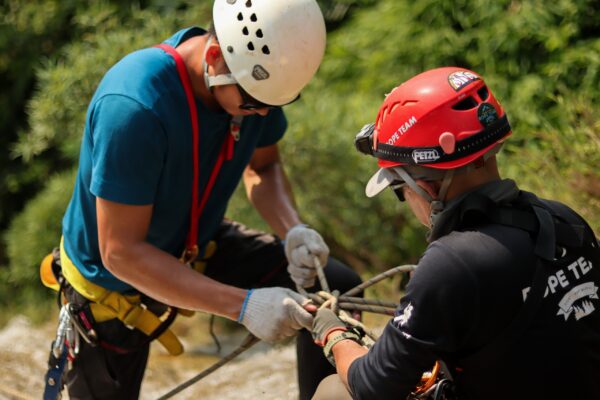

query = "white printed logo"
[412,149,440,164]
[393,303,414,327]
[557,282,598,321]
[448,71,480,91]
[387,116,417,146]
[521,256,598,323]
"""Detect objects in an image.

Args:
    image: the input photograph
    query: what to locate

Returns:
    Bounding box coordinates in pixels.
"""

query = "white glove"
[239,287,313,343]
[285,224,330,288]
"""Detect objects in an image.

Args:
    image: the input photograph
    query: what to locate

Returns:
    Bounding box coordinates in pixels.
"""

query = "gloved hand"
[312,307,347,347]
[239,287,313,343]
[285,224,330,288]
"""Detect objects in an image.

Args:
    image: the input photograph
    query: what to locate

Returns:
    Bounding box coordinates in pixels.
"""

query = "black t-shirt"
[348,197,600,400]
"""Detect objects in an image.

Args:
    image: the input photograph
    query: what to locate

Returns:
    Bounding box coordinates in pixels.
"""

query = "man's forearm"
[328,331,369,390]
[243,161,301,238]
[103,240,246,320]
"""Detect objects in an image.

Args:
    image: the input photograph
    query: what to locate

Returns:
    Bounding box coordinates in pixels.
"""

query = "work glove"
[239,287,313,343]
[312,307,347,347]
[285,224,330,288]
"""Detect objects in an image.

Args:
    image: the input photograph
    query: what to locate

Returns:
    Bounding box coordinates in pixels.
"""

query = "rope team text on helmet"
[207,0,327,107]
[355,67,512,204]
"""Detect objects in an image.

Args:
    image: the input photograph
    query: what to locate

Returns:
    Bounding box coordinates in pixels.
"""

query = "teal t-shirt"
[62,27,287,292]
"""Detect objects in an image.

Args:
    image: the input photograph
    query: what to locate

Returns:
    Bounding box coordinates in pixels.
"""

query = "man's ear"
[415,180,440,200]
[204,42,223,66]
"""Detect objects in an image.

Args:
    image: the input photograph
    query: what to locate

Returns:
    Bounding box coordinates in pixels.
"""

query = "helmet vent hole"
[237,12,243,21]
[477,86,489,100]
[242,26,249,35]
[245,0,252,7]
[452,96,478,110]
[250,13,257,22]
[256,29,263,38]
[247,42,255,51]
[262,45,270,55]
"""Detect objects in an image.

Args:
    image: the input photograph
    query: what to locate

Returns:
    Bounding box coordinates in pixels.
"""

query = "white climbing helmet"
[213,0,326,106]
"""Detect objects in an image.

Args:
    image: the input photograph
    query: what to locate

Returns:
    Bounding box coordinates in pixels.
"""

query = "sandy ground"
[0,315,299,400]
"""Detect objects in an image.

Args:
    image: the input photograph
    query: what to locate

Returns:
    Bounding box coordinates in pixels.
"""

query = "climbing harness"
[154,43,242,265]
[43,306,71,400]
[408,361,457,400]
[40,42,243,399]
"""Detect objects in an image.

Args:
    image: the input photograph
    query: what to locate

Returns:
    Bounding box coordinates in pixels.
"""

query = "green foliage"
[12,2,209,162]
[1,0,599,319]
[0,0,79,253]
[228,0,600,273]
[0,169,75,314]
[1,1,213,317]
[0,0,162,245]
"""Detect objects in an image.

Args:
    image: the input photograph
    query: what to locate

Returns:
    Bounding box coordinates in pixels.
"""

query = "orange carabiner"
[414,360,441,395]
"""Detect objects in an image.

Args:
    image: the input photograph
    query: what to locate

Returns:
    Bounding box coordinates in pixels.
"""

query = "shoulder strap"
[155,43,239,263]
[458,191,586,253]
[459,257,548,366]
[458,194,600,366]
[155,44,201,262]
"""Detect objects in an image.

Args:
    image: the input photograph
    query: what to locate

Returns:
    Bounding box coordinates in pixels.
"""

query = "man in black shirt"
[311,67,600,400]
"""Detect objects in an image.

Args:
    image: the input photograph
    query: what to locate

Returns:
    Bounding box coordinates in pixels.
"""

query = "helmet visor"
[365,166,446,198]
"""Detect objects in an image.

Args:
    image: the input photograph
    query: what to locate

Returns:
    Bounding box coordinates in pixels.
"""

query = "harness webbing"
[456,191,599,368]
[59,239,184,355]
[155,43,238,263]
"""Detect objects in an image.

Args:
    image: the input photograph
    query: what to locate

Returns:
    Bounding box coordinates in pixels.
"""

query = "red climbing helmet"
[355,67,512,197]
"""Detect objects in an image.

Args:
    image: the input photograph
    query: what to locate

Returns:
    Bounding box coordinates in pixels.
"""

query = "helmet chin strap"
[429,169,454,221]
[202,36,237,90]
[393,166,455,227]
[394,167,434,202]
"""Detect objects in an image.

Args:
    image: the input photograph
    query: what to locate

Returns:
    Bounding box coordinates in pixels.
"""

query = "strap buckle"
[180,245,199,264]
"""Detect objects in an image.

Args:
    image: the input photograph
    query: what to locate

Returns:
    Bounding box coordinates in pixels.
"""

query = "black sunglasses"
[237,84,301,111]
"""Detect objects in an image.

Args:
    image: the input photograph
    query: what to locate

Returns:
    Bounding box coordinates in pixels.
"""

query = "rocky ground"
[0,284,396,400]
[0,315,299,400]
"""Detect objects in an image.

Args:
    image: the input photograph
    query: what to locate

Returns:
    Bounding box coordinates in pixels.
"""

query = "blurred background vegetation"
[0,0,598,323]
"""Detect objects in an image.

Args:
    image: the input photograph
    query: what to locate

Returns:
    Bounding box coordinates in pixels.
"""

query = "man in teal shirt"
[55,1,361,399]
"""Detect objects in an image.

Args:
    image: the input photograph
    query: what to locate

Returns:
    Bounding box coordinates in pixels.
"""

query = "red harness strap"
[155,43,236,263]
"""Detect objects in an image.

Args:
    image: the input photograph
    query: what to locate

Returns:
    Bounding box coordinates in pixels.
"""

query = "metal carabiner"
[52,305,70,358]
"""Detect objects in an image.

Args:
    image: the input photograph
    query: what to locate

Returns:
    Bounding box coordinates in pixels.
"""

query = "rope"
[314,257,330,292]
[343,264,416,297]
[338,302,395,316]
[295,257,329,296]
[208,314,222,354]
[156,333,260,400]
[157,264,414,399]
[306,293,397,315]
